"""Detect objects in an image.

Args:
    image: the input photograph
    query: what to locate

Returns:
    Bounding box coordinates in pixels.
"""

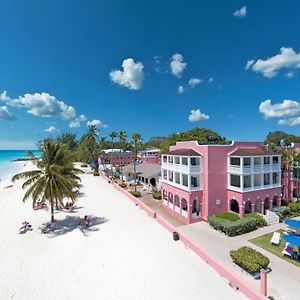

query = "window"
[254,157,261,165]
[264,173,270,185]
[264,157,270,165]
[191,157,200,166]
[182,174,188,187]
[168,156,173,163]
[168,171,173,182]
[181,198,188,211]
[243,175,251,188]
[272,172,279,184]
[230,174,240,188]
[272,156,279,164]
[163,169,167,180]
[175,156,180,164]
[163,156,167,163]
[191,176,199,188]
[254,174,261,187]
[230,157,240,166]
[175,173,180,184]
[182,157,188,165]
[244,157,251,166]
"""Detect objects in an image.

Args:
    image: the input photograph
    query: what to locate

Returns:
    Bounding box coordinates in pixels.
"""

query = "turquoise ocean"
[0,150,40,184]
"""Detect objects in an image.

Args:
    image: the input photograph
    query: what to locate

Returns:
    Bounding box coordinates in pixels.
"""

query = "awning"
[284,219,300,229]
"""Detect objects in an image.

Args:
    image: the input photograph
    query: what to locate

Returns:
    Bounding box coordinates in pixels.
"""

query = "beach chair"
[282,242,294,257]
[270,232,281,245]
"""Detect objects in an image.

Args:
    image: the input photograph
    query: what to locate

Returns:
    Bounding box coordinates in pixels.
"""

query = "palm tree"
[131,132,142,191]
[118,130,127,182]
[12,140,82,222]
[109,131,118,178]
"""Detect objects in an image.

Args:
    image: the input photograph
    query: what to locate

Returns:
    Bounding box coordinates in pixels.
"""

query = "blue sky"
[1,0,300,149]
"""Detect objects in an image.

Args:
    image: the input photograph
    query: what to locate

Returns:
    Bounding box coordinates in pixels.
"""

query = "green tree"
[109,131,118,178]
[118,130,127,182]
[264,131,300,146]
[131,132,143,192]
[57,133,78,151]
[12,140,82,222]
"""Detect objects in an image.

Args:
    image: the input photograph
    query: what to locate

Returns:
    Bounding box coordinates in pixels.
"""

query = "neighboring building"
[161,141,282,224]
[122,162,161,188]
[138,147,161,164]
[99,151,135,167]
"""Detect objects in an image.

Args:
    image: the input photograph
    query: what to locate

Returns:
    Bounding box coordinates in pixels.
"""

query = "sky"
[1,0,300,149]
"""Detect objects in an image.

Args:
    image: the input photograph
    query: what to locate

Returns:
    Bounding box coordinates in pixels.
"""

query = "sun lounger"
[282,242,294,257]
[270,232,281,245]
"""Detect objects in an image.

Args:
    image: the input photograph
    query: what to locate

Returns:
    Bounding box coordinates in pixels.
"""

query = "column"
[260,270,267,296]
[260,200,264,214]
[239,203,245,218]
[251,174,254,189]
[251,203,255,213]
[227,200,231,212]
[240,175,244,190]
[188,202,193,223]
[269,198,273,211]
[188,175,191,189]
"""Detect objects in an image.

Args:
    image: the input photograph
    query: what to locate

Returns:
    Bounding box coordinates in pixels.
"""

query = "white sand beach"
[0,163,245,300]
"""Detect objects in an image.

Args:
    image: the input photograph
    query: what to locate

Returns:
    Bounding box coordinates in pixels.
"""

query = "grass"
[249,229,300,268]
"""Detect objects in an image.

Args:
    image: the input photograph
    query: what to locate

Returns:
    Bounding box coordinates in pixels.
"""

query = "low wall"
[99,171,267,300]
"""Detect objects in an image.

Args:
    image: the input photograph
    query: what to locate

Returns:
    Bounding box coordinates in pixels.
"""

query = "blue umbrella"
[284,219,300,229]
[283,234,300,247]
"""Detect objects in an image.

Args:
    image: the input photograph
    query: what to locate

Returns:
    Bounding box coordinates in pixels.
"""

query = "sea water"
[0,150,40,185]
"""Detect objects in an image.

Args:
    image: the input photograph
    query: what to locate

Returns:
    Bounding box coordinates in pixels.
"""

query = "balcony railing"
[162,179,202,192]
[228,163,281,174]
[162,161,201,173]
[228,182,281,192]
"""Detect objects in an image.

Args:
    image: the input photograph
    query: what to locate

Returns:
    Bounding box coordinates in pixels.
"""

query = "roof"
[230,148,276,156]
[165,149,201,156]
[122,163,161,178]
[101,152,134,157]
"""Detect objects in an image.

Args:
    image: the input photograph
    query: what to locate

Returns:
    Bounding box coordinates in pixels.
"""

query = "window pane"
[230,174,240,187]
[230,157,240,166]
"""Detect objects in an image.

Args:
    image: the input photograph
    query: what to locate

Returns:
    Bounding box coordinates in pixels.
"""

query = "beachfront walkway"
[178,220,300,300]
[0,169,245,300]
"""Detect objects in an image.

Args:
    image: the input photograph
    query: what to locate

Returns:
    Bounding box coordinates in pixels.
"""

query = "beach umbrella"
[284,219,300,229]
[283,234,300,247]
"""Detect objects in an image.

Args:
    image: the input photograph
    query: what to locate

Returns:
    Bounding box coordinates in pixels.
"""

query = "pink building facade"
[161,141,282,224]
[99,152,135,167]
[138,147,161,164]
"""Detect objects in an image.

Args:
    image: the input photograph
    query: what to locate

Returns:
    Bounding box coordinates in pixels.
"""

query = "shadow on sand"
[40,215,108,237]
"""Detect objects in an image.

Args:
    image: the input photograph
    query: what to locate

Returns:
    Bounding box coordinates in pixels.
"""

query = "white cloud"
[259,99,300,118]
[208,77,214,83]
[188,109,209,122]
[188,78,202,88]
[245,60,255,70]
[45,126,59,133]
[69,114,87,128]
[286,71,294,78]
[278,117,300,126]
[0,106,16,121]
[233,6,247,18]
[109,58,144,90]
[177,85,185,94]
[10,93,76,119]
[0,90,10,102]
[87,119,108,128]
[247,47,300,78]
[170,53,187,78]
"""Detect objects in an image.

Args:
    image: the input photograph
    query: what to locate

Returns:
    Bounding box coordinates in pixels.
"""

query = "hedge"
[274,206,291,222]
[230,246,270,274]
[93,171,99,176]
[119,183,127,188]
[152,191,162,200]
[130,191,142,198]
[213,211,240,222]
[244,213,267,227]
[208,216,257,237]
[288,201,300,217]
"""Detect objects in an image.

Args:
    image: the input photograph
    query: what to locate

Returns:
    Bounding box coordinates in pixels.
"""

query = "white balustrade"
[181,210,188,218]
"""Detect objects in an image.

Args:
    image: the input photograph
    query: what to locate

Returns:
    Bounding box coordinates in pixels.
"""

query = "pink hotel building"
[161,141,282,224]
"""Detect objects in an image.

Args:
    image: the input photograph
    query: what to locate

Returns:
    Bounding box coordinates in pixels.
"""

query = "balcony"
[162,178,202,192]
[228,182,281,193]
[228,163,281,174]
[161,161,201,173]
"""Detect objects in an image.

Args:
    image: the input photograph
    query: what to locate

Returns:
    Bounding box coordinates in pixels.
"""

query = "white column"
[180,173,183,185]
[241,157,244,172]
[251,157,254,173]
[240,175,244,190]
[188,175,191,189]
[251,174,254,189]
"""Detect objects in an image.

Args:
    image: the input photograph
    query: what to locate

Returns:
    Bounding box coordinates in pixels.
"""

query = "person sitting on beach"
[80,215,91,227]
[19,221,32,234]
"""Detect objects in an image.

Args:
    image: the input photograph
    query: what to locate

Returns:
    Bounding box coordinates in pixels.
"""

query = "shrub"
[213,211,240,222]
[119,183,127,188]
[152,191,162,200]
[93,171,99,176]
[274,206,291,222]
[208,216,257,237]
[230,247,269,274]
[288,201,300,217]
[245,213,267,227]
[130,191,141,198]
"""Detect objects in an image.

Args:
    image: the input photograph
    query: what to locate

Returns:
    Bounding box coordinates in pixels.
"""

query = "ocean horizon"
[0,150,40,184]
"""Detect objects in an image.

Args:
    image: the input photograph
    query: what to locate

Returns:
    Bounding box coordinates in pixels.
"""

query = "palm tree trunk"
[51,200,54,222]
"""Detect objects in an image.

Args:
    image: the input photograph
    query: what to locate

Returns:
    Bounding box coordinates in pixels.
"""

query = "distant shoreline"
[10,158,37,162]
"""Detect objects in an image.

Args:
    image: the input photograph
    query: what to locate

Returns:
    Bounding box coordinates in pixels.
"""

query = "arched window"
[244,201,252,214]
[174,195,180,207]
[255,199,261,213]
[192,199,200,216]
[163,190,168,200]
[230,199,239,214]
[181,198,188,211]
[168,192,173,204]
